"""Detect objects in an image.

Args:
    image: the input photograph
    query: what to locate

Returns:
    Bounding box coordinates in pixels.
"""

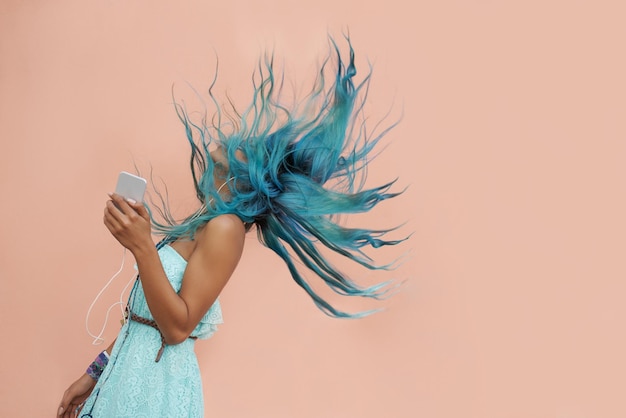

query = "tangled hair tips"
[151,36,406,317]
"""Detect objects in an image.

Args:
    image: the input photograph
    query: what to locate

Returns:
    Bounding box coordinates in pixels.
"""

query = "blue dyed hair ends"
[151,36,405,318]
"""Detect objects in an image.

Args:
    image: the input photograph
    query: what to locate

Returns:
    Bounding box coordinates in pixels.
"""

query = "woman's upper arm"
[177,214,245,337]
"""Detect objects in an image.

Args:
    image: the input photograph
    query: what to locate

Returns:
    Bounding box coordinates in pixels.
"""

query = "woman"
[58,37,403,417]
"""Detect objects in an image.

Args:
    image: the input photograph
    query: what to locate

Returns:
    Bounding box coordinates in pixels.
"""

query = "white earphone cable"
[85,248,136,345]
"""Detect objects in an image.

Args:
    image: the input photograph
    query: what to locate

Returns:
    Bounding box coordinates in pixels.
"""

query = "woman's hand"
[103,193,153,254]
[57,373,96,417]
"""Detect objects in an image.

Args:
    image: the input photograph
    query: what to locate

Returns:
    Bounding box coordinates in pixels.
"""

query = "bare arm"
[102,338,116,356]
[103,193,245,344]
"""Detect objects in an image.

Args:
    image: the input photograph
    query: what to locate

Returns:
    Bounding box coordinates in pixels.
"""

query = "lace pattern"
[80,244,220,417]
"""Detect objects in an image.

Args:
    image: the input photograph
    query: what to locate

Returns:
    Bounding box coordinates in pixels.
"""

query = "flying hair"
[149,35,406,318]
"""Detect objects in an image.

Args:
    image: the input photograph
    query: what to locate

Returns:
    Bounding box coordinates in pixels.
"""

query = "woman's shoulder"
[187,214,246,269]
[195,214,246,245]
[209,213,246,231]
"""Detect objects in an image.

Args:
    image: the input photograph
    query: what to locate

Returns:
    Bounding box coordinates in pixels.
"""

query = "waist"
[129,312,197,362]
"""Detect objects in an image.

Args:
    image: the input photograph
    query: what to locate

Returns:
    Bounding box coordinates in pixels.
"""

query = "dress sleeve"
[192,299,224,340]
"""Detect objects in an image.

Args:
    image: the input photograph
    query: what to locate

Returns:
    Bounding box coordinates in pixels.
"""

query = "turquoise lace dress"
[80,244,223,418]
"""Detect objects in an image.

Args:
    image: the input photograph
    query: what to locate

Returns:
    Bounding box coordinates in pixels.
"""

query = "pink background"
[1,1,626,417]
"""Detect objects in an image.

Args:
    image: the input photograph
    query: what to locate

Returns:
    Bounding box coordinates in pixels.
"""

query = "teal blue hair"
[151,36,405,317]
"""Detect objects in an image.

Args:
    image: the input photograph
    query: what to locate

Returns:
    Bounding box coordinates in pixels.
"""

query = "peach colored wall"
[1,1,625,417]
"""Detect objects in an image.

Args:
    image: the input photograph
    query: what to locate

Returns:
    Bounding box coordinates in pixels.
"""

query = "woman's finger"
[66,404,77,418]
[109,193,135,215]
[103,215,114,234]
[73,403,82,418]
[104,206,122,232]
[128,200,150,221]
[58,390,73,417]
[103,203,122,229]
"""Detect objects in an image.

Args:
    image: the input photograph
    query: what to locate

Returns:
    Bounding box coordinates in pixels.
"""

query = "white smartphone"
[115,171,147,203]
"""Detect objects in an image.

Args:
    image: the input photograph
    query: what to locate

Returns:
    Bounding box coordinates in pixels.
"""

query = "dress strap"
[129,312,197,362]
